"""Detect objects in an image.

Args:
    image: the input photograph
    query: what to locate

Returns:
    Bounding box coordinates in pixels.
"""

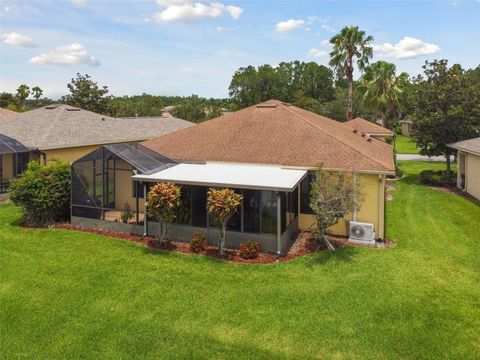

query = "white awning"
[132,162,307,192]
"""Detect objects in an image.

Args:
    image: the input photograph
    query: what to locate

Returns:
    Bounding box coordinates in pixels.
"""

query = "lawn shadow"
[302,246,358,269]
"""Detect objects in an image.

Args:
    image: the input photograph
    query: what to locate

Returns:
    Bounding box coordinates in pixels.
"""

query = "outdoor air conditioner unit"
[348,221,376,245]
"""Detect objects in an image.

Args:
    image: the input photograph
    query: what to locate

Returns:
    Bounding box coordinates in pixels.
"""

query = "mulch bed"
[29,224,392,263]
[50,224,350,264]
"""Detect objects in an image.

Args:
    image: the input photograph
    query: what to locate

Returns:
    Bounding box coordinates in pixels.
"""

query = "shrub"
[239,240,261,259]
[9,160,71,225]
[385,136,393,145]
[146,182,181,246]
[190,232,208,253]
[419,170,456,187]
[120,202,133,223]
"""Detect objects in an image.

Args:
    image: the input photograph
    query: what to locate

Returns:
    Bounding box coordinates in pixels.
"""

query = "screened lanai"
[71,143,177,224]
[0,134,32,193]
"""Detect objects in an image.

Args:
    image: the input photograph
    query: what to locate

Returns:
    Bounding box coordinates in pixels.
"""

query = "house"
[344,117,393,141]
[449,137,480,200]
[70,100,395,255]
[399,119,413,136]
[0,107,16,119]
[0,104,193,191]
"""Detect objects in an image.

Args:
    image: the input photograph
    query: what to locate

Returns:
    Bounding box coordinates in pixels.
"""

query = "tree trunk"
[381,111,386,128]
[346,56,354,121]
[347,78,353,121]
[156,221,168,247]
[445,151,451,181]
[219,224,226,255]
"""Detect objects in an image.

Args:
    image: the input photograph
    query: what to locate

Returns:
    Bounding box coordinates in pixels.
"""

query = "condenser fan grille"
[351,225,365,237]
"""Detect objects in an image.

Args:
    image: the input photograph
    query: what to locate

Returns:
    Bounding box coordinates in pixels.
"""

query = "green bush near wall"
[9,160,71,225]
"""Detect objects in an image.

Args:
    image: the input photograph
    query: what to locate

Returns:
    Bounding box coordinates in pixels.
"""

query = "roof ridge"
[279,103,391,171]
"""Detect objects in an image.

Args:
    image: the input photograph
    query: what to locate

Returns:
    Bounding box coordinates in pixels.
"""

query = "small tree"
[310,165,363,245]
[146,183,181,247]
[207,188,243,255]
[10,160,71,225]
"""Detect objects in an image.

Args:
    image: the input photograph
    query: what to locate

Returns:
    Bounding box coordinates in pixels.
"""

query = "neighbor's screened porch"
[71,143,177,224]
[0,134,32,193]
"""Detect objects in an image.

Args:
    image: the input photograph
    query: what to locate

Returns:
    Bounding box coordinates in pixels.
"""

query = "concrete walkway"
[396,154,448,161]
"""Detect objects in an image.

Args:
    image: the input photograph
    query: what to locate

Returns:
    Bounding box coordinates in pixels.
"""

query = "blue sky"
[1,0,479,99]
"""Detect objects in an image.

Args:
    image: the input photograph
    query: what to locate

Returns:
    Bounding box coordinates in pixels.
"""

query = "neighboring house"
[0,104,193,191]
[71,100,394,255]
[399,119,413,136]
[344,117,393,141]
[0,107,16,119]
[0,134,30,193]
[449,137,480,200]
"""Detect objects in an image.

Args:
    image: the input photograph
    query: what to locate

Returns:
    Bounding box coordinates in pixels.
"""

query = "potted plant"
[120,202,133,224]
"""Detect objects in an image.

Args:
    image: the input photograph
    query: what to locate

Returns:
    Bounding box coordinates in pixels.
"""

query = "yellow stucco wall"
[465,152,480,200]
[114,159,144,212]
[42,145,102,164]
[1,154,14,181]
[298,173,385,239]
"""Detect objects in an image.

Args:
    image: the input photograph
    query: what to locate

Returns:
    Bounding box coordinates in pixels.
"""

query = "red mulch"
[50,224,348,264]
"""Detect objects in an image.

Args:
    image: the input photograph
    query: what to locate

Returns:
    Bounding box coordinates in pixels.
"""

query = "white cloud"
[29,43,100,66]
[321,23,335,33]
[4,5,11,12]
[373,36,440,59]
[1,32,36,47]
[70,0,87,5]
[154,1,243,23]
[216,26,232,32]
[321,39,331,47]
[275,19,305,32]
[308,48,328,58]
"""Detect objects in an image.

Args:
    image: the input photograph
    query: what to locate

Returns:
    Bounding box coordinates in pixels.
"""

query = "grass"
[1,161,479,359]
[395,135,419,154]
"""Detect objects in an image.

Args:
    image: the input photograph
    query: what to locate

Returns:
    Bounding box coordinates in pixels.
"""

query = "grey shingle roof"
[449,137,480,156]
[0,104,193,150]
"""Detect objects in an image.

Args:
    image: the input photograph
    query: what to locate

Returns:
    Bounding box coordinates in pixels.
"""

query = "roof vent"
[353,129,358,134]
[367,138,373,143]
[101,117,106,121]
[257,103,277,108]
[66,108,80,111]
[361,133,366,137]
[45,105,59,109]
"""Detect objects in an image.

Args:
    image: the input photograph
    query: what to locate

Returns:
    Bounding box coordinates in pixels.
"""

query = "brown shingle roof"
[143,100,395,174]
[0,104,193,150]
[0,107,16,119]
[449,137,480,156]
[344,117,393,136]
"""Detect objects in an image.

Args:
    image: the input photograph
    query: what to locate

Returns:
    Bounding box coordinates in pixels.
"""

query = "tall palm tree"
[329,26,373,120]
[359,61,409,127]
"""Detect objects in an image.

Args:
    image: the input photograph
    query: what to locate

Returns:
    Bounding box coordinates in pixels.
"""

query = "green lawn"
[395,135,419,154]
[1,161,479,359]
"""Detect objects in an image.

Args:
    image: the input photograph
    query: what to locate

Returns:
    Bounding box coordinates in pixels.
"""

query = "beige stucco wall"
[42,145,103,164]
[298,173,386,239]
[464,152,480,200]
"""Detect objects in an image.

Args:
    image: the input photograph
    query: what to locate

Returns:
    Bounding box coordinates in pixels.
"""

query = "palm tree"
[15,84,30,107]
[31,86,43,101]
[359,61,409,127]
[329,26,373,120]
